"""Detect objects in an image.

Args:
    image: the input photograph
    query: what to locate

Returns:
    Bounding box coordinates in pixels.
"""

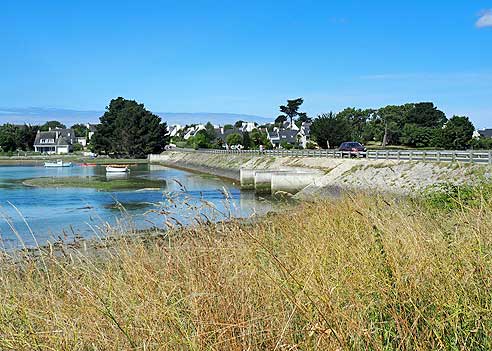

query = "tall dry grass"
[1,193,492,350]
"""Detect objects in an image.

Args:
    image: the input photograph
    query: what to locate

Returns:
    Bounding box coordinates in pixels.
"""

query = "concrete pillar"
[254,170,275,194]
[271,172,322,195]
[240,168,256,190]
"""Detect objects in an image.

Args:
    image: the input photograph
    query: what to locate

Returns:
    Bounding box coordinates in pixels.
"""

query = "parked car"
[338,142,367,157]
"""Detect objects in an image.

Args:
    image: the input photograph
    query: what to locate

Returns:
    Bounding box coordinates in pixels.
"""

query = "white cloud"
[476,9,492,28]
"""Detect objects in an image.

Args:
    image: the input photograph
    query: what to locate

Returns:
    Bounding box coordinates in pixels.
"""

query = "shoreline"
[150,151,492,197]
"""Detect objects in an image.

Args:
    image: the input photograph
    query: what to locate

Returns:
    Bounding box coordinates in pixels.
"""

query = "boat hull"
[106,166,129,173]
[44,161,72,167]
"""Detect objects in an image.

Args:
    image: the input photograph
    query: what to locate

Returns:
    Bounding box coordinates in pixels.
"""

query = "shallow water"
[0,162,271,248]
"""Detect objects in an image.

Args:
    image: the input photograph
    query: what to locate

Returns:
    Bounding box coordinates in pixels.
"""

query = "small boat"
[81,163,97,167]
[44,160,72,168]
[106,165,129,173]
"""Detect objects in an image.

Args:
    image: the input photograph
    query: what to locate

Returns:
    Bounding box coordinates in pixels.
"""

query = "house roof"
[34,129,76,146]
[278,130,298,143]
[216,128,243,141]
[478,129,492,138]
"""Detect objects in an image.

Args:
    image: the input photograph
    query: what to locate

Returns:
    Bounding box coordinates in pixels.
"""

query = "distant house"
[267,129,299,148]
[281,120,300,131]
[477,128,492,138]
[168,124,184,137]
[183,125,207,140]
[76,137,87,147]
[87,124,97,140]
[33,128,76,154]
[216,128,243,144]
[240,122,257,133]
[298,122,312,148]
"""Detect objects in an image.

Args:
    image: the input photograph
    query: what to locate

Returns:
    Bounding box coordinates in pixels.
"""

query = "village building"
[33,128,76,154]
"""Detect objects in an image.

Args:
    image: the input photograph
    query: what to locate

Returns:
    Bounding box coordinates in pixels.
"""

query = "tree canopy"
[311,112,351,149]
[0,124,38,152]
[91,97,168,158]
[40,121,66,131]
[71,124,89,137]
[279,98,304,127]
[226,133,243,146]
[440,116,475,150]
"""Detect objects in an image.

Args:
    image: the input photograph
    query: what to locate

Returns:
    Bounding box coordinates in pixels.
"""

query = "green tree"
[40,121,66,131]
[311,112,351,149]
[274,115,287,126]
[234,120,244,128]
[0,124,19,152]
[91,97,168,158]
[250,129,271,149]
[17,124,39,150]
[223,124,233,130]
[440,116,475,150]
[226,133,243,146]
[188,131,210,149]
[242,131,252,149]
[71,123,89,137]
[400,124,439,148]
[337,108,374,142]
[279,98,304,127]
[297,112,311,124]
[204,122,217,143]
[405,102,447,128]
[72,143,84,152]
[280,140,294,150]
[400,103,447,148]
[376,104,412,147]
[471,137,492,150]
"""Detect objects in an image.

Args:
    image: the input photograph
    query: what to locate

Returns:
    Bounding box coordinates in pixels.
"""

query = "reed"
[0,190,491,350]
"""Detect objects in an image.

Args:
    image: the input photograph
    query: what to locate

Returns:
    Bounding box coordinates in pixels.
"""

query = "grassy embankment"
[22,176,166,191]
[1,184,492,349]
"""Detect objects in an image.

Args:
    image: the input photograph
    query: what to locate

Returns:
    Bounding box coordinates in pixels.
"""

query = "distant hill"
[0,107,272,126]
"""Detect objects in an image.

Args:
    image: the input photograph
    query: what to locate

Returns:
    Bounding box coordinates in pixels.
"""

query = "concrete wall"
[149,151,491,197]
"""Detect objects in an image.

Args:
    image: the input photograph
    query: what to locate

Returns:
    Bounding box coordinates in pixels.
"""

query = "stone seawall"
[149,151,491,197]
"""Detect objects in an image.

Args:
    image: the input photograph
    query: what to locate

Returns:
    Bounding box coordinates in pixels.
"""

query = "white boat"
[44,160,72,167]
[106,165,129,173]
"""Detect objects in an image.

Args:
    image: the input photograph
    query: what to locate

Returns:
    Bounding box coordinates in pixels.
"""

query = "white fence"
[152,148,492,164]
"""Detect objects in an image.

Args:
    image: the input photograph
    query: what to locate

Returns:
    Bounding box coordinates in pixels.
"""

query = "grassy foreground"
[22,176,166,191]
[1,193,492,350]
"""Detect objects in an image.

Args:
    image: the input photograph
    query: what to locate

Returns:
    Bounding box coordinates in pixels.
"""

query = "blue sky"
[0,0,491,128]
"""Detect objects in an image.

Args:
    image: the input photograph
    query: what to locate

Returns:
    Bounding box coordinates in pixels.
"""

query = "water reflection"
[0,163,272,248]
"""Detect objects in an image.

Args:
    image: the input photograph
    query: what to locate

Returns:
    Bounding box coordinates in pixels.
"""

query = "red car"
[338,142,367,157]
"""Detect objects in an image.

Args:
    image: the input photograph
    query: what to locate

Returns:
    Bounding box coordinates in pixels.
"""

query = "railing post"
[489,151,492,165]
[409,151,413,161]
[470,150,474,163]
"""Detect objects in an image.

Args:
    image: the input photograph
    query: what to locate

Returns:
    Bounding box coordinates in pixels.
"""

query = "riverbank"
[22,176,166,191]
[1,192,491,349]
[150,151,492,197]
[0,155,149,165]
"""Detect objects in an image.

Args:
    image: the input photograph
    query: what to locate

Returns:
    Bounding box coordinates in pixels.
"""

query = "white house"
[34,128,76,154]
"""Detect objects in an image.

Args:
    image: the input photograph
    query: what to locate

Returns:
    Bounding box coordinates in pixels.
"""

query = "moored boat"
[44,160,72,167]
[106,165,129,173]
